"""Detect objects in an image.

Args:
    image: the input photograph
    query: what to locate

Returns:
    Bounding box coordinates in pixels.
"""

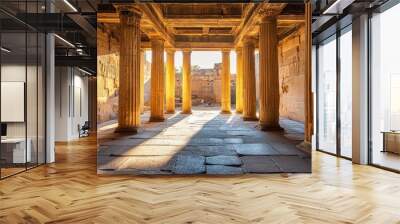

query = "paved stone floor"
[98,108,311,175]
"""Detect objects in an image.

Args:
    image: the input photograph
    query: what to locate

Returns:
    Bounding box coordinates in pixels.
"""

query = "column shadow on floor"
[97,108,311,175]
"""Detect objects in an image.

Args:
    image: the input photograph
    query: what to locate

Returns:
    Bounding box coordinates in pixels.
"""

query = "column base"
[181,110,192,115]
[115,126,138,134]
[243,116,258,121]
[259,123,284,132]
[220,110,231,114]
[296,141,312,154]
[235,110,243,114]
[149,116,165,122]
[165,110,175,114]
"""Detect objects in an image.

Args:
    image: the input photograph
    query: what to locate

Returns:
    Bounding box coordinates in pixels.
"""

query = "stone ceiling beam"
[139,3,175,48]
[164,18,241,27]
[233,3,259,46]
[140,42,234,50]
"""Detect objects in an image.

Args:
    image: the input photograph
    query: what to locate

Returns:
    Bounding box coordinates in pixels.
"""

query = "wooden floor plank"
[1,135,400,223]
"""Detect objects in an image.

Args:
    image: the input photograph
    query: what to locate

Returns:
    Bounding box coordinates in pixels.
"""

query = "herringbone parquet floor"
[1,136,400,223]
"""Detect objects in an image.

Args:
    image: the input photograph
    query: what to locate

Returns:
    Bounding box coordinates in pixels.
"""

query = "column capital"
[150,37,165,42]
[114,4,142,18]
[166,48,176,54]
[150,38,165,48]
[243,37,256,46]
[182,48,192,54]
[258,4,285,22]
[221,48,231,53]
[235,47,243,53]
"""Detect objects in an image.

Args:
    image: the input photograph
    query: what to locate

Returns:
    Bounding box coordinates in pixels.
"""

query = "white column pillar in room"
[352,14,369,165]
[46,32,55,163]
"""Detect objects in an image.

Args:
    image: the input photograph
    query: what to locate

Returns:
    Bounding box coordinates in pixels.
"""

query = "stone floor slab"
[206,165,243,175]
[183,146,237,156]
[234,143,280,156]
[206,155,242,166]
[172,155,206,174]
[224,138,244,144]
[187,138,224,146]
[270,156,311,173]
[241,156,282,173]
[269,142,309,157]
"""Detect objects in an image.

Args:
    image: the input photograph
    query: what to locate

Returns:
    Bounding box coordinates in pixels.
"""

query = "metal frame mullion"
[336,28,341,157]
[315,44,320,151]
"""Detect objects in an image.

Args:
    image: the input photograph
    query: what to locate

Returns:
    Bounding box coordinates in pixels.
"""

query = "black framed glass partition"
[316,25,353,159]
[317,34,337,155]
[0,0,46,179]
[339,26,352,159]
[370,2,400,172]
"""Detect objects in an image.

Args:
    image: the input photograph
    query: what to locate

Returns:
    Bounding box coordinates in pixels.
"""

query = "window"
[316,25,353,159]
[370,3,400,171]
[0,1,46,179]
[317,35,337,154]
[339,27,352,158]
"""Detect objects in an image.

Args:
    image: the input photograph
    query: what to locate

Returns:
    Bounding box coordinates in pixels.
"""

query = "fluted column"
[304,1,313,146]
[88,76,97,132]
[115,6,141,133]
[221,49,231,113]
[242,38,258,121]
[235,47,243,114]
[166,49,176,113]
[149,38,165,121]
[140,49,145,113]
[259,14,282,131]
[182,49,192,114]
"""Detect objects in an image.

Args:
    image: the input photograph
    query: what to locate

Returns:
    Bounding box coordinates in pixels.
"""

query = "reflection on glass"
[0,0,46,178]
[38,33,46,165]
[371,4,400,171]
[340,28,352,158]
[1,31,27,177]
[318,36,337,154]
[27,31,38,169]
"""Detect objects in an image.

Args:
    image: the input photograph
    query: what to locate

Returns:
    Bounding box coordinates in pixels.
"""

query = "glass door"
[370,3,400,171]
[317,35,337,155]
[339,26,352,159]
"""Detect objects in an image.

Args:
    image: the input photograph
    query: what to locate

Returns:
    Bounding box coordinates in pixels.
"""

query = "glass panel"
[317,36,337,154]
[27,30,38,169]
[371,3,400,171]
[38,32,45,165]
[339,28,352,158]
[1,30,28,177]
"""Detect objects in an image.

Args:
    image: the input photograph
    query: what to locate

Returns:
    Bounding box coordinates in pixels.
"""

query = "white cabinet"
[1,138,32,163]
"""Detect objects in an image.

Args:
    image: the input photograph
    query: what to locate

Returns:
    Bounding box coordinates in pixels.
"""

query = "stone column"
[304,2,313,147]
[150,38,165,121]
[116,6,141,133]
[235,47,243,114]
[242,38,258,121]
[182,49,192,114]
[221,49,231,113]
[88,76,97,132]
[166,49,176,113]
[259,14,282,131]
[139,49,145,114]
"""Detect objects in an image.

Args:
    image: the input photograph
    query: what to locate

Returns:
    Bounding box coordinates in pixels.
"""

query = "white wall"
[1,65,33,138]
[55,67,89,141]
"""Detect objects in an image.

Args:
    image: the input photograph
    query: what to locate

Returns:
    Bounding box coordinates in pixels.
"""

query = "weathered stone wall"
[97,27,120,125]
[278,25,305,122]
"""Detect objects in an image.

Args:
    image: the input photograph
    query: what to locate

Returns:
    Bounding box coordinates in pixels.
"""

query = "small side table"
[381,131,400,154]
